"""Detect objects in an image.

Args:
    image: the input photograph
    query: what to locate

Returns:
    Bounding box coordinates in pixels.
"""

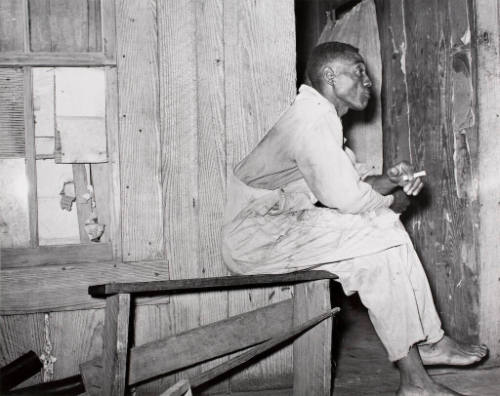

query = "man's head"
[305,41,372,115]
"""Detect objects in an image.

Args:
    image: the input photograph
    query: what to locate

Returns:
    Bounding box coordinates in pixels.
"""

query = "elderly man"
[222,42,487,395]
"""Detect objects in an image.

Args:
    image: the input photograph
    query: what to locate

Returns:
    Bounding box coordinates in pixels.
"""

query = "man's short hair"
[305,42,360,87]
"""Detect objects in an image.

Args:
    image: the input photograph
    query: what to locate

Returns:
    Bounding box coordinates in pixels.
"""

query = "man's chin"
[351,101,369,111]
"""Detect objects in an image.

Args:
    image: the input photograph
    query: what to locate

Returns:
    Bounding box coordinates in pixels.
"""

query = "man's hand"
[386,161,424,196]
[390,189,411,213]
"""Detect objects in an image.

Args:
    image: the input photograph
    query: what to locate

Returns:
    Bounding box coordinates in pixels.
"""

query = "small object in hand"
[403,169,426,182]
[413,170,426,178]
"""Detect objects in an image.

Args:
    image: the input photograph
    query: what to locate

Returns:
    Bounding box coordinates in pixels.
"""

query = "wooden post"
[476,0,500,362]
[293,280,332,395]
[102,293,131,396]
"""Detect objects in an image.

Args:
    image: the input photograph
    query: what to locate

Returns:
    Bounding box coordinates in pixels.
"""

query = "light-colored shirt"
[222,85,402,274]
[234,84,393,214]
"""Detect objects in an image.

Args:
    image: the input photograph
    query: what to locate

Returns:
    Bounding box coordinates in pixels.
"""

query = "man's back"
[234,85,341,191]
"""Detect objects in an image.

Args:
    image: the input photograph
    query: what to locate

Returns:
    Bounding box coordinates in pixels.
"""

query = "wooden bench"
[5,271,338,396]
[84,271,339,396]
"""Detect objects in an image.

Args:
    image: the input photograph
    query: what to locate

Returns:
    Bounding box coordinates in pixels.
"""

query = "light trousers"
[317,243,444,361]
[224,198,444,361]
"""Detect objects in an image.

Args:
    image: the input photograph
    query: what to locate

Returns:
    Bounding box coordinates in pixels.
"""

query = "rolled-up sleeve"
[294,114,393,214]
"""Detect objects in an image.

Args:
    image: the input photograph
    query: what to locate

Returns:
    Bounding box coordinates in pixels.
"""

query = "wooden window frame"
[0,0,116,67]
[0,0,120,269]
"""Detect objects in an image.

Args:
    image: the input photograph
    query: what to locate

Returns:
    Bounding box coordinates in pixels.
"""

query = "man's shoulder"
[276,92,334,134]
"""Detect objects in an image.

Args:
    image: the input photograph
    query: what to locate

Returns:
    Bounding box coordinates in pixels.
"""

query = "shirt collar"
[298,84,346,144]
[298,84,339,115]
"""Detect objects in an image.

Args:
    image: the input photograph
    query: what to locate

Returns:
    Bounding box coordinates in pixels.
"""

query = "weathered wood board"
[29,0,102,52]
[376,0,482,346]
[0,0,25,52]
[49,308,103,379]
[0,260,169,314]
[0,314,45,387]
[293,280,332,395]
[224,0,296,392]
[102,293,130,395]
[156,0,201,393]
[116,0,163,263]
[476,0,500,362]
[374,0,411,167]
[195,0,229,392]
[0,0,313,394]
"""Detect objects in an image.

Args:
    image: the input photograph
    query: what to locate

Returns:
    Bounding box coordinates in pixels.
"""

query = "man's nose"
[363,76,372,88]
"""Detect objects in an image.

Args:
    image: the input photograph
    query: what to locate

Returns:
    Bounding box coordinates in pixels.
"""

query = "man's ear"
[322,66,335,86]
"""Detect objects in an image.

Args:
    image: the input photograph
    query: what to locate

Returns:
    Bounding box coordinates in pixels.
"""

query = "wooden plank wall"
[1,0,298,393]
[224,0,296,392]
[123,0,297,394]
[376,0,492,351]
[476,0,500,362]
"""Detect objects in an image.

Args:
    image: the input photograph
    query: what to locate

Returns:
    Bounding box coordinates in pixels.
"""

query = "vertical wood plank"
[401,0,480,343]
[374,0,411,168]
[23,0,30,52]
[49,308,103,379]
[24,67,39,248]
[224,0,296,167]
[28,0,51,52]
[88,0,102,52]
[116,0,163,262]
[115,2,164,393]
[72,164,92,243]
[0,313,45,388]
[293,280,332,396]
[476,0,500,362]
[0,0,26,52]
[50,0,89,52]
[104,67,122,258]
[158,0,198,277]
[101,0,116,60]
[224,0,296,391]
[131,303,174,395]
[102,293,130,396]
[195,0,229,394]
[91,163,112,243]
[157,0,201,388]
[30,0,89,52]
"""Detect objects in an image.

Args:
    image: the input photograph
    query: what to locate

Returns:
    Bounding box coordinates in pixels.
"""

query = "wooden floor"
[332,291,500,395]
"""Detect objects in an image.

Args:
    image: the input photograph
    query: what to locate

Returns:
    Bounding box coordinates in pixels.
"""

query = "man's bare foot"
[397,383,463,396]
[396,346,466,395]
[419,335,488,366]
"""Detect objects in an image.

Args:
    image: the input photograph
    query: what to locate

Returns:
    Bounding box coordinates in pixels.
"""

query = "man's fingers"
[412,182,424,196]
[403,178,424,196]
[403,179,417,194]
[408,179,423,196]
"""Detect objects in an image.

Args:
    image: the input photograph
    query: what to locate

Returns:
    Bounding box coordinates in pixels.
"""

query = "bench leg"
[102,293,131,396]
[293,280,332,396]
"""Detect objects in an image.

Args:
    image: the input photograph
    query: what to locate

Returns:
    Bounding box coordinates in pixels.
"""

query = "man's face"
[332,55,372,111]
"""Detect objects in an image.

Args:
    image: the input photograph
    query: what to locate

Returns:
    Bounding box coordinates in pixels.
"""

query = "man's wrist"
[385,194,395,208]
